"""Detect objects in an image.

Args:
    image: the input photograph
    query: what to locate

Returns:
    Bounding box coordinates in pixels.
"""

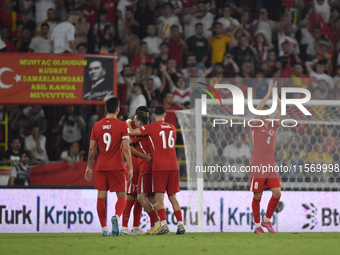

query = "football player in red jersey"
[128,105,185,235]
[84,97,133,237]
[121,106,152,235]
[249,81,282,234]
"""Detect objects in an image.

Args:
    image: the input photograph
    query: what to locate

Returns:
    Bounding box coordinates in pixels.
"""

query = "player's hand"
[127,168,133,183]
[267,80,274,95]
[144,153,152,163]
[84,167,93,182]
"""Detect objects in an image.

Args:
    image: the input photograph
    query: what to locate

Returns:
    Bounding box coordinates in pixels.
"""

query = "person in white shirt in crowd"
[20,0,35,22]
[53,105,86,148]
[252,8,276,44]
[184,4,199,40]
[74,7,90,47]
[51,14,79,53]
[36,8,59,40]
[305,60,334,89]
[116,0,133,41]
[222,133,251,179]
[127,83,147,117]
[217,6,240,32]
[60,141,85,168]
[29,23,52,53]
[25,125,49,163]
[156,2,182,40]
[142,24,163,59]
[2,138,22,164]
[10,151,31,186]
[277,23,300,57]
[195,1,214,38]
[182,55,204,78]
[35,0,57,28]
[314,0,335,23]
[22,105,45,127]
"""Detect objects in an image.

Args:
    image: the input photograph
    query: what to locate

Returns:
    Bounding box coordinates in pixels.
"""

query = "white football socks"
[264,216,271,222]
[102,226,109,232]
[255,222,261,228]
[161,220,167,226]
[177,221,184,226]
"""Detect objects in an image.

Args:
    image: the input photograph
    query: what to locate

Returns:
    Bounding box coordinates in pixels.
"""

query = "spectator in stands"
[166,59,185,87]
[132,0,155,40]
[51,14,79,53]
[84,0,98,28]
[186,23,209,70]
[37,8,59,40]
[10,115,30,143]
[209,62,224,86]
[99,24,119,52]
[251,71,268,99]
[250,33,274,63]
[60,141,85,168]
[182,55,204,78]
[0,28,7,52]
[62,0,77,20]
[20,105,44,128]
[142,24,162,59]
[77,43,88,53]
[306,27,324,60]
[35,0,56,28]
[195,1,214,38]
[2,138,22,164]
[1,0,28,39]
[240,10,252,34]
[25,125,49,163]
[29,23,52,53]
[278,23,300,57]
[116,0,133,40]
[9,151,31,186]
[128,83,147,116]
[0,26,17,52]
[122,24,140,60]
[116,43,129,75]
[217,6,239,32]
[12,21,25,45]
[252,8,276,44]
[184,4,199,40]
[292,63,312,90]
[131,41,152,73]
[145,77,161,102]
[222,53,240,78]
[140,63,162,90]
[20,0,35,23]
[16,27,32,52]
[153,42,170,71]
[156,2,182,40]
[210,22,231,64]
[96,0,117,26]
[316,41,334,74]
[334,65,340,85]
[305,60,334,89]
[160,92,181,127]
[278,42,302,69]
[74,7,90,47]
[314,0,334,23]
[230,35,255,72]
[164,25,187,68]
[53,105,86,148]
[93,9,112,52]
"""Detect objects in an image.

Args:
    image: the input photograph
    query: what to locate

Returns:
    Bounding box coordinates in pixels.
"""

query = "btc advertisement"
[1,189,340,233]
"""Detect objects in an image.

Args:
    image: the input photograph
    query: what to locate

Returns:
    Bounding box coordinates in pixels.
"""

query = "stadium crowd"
[1,0,340,184]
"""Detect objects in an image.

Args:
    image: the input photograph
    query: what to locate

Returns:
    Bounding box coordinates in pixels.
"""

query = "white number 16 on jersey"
[159,130,175,149]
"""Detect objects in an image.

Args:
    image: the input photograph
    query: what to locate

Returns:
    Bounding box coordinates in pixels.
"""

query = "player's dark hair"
[154,105,166,116]
[135,111,149,125]
[106,97,120,114]
[135,106,150,114]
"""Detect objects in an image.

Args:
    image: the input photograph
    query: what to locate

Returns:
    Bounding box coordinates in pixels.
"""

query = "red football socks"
[133,201,143,227]
[266,196,280,219]
[148,210,159,227]
[174,210,183,222]
[252,198,261,224]
[115,197,126,218]
[122,199,134,227]
[158,208,166,222]
[97,198,106,227]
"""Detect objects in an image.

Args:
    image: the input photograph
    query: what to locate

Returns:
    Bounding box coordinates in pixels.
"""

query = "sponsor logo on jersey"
[102,125,111,129]
[269,130,274,136]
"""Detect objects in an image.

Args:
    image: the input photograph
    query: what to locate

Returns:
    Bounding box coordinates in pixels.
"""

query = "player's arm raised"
[275,85,282,126]
[84,139,97,182]
[253,80,275,124]
[123,140,133,182]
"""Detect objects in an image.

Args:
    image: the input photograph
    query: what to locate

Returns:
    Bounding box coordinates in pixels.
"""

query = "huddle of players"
[85,97,185,236]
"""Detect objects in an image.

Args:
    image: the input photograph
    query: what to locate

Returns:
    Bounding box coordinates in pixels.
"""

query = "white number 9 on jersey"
[103,133,111,151]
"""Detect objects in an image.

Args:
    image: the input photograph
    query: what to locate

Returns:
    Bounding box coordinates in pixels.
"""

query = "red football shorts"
[95,170,126,192]
[137,174,153,194]
[249,172,281,192]
[127,172,139,195]
[152,170,180,195]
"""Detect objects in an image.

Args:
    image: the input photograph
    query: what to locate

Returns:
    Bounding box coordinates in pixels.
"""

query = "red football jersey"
[91,117,129,171]
[130,135,153,175]
[126,123,142,174]
[250,121,280,171]
[139,121,178,171]
[101,0,117,24]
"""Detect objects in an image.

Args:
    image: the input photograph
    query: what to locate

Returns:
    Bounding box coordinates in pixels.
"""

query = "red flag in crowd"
[308,13,335,42]
[281,57,292,78]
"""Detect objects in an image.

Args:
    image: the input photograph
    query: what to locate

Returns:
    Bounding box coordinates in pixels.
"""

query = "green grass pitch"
[1,232,339,255]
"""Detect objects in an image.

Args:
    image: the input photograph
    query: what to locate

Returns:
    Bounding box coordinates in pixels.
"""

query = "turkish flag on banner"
[308,13,335,42]
[281,0,295,9]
